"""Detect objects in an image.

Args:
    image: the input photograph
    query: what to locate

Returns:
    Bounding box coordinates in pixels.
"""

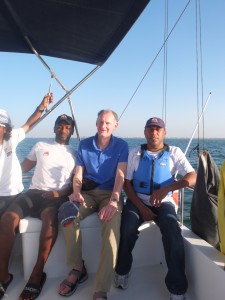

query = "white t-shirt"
[126,145,195,206]
[0,128,25,196]
[27,141,76,191]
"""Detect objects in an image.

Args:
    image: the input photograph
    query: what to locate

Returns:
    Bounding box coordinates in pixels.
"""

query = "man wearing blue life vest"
[114,117,196,300]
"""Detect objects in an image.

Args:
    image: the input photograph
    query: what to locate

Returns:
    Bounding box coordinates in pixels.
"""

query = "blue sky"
[1,0,225,138]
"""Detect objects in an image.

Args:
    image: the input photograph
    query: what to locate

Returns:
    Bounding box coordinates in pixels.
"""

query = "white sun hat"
[0,109,11,126]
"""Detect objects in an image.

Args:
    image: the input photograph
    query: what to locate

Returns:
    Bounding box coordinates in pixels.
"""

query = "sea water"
[17,138,225,227]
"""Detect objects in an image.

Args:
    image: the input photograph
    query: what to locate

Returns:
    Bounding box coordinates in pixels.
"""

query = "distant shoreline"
[26,137,225,140]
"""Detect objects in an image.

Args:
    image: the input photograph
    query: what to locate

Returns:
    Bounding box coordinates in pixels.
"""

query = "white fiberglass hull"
[7,219,225,300]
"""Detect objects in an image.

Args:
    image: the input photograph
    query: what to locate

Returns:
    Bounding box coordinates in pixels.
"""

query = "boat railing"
[179,186,194,226]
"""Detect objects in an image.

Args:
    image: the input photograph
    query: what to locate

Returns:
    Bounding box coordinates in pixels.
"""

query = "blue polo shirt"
[77,134,128,190]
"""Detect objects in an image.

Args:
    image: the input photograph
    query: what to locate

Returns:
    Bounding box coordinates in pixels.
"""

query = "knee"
[41,207,58,226]
[120,219,139,238]
[161,216,181,236]
[0,211,20,231]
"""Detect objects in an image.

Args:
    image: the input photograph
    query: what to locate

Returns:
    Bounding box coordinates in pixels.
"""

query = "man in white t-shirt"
[0,93,53,216]
[114,117,197,300]
[0,114,76,300]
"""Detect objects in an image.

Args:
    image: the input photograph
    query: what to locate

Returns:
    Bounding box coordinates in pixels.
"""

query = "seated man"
[0,114,76,300]
[0,93,53,217]
[58,109,128,300]
[114,117,196,300]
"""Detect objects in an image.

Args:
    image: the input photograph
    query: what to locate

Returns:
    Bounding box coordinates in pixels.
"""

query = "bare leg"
[0,211,20,283]
[26,207,58,285]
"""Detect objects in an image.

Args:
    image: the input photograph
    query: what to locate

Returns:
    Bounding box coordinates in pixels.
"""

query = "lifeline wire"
[119,0,192,120]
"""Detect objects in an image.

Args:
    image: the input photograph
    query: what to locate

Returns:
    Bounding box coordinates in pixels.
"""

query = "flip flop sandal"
[0,273,13,299]
[19,272,46,300]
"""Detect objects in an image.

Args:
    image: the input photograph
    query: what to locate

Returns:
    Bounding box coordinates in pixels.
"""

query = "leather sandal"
[59,263,88,297]
[93,291,107,300]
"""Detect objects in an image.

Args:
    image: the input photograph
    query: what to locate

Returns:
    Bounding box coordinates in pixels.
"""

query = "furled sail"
[218,161,225,254]
[0,0,150,65]
[190,150,220,248]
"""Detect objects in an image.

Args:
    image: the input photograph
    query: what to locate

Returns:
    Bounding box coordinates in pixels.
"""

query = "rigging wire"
[189,0,204,157]
[162,0,169,124]
[195,0,200,155]
[119,0,192,120]
[184,92,211,157]
[198,0,205,149]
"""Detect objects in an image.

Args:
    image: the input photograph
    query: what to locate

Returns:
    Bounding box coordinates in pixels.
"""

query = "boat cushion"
[19,213,101,234]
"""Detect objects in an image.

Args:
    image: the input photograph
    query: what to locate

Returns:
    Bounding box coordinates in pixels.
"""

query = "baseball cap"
[145,117,165,128]
[55,114,75,127]
[0,109,11,126]
[58,201,80,227]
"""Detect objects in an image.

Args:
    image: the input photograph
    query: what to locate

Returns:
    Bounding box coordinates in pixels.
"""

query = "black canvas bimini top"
[0,0,150,65]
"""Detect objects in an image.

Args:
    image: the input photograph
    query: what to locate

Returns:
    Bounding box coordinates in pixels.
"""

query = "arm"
[110,161,127,203]
[98,162,127,221]
[22,93,53,133]
[21,158,36,173]
[42,182,74,199]
[68,165,85,204]
[150,171,197,207]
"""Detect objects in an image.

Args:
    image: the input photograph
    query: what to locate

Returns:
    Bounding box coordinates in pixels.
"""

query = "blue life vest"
[132,144,174,195]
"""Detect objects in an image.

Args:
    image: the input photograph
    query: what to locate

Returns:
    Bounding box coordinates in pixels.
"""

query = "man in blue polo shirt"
[58,109,128,300]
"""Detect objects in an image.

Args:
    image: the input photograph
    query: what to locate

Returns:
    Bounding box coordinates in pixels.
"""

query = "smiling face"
[96,111,118,139]
[144,125,166,151]
[54,121,74,145]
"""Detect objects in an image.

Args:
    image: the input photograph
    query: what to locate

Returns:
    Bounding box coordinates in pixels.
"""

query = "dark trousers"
[115,199,188,295]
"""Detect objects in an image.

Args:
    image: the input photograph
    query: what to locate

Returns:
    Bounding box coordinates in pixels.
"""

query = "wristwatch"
[111,197,119,203]
[36,106,44,113]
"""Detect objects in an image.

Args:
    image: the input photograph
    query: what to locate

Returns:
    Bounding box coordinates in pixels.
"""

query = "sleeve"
[11,128,26,145]
[170,146,195,176]
[125,146,141,180]
[118,141,129,163]
[26,143,38,162]
[76,142,85,167]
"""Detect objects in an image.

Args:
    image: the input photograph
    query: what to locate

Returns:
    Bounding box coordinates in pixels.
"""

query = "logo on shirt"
[43,151,49,156]
[4,146,12,157]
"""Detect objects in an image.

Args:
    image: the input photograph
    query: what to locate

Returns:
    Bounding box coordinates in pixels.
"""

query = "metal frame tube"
[29,65,100,131]
[24,36,100,140]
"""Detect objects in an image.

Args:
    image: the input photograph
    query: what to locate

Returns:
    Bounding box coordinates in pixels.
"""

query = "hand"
[150,187,169,207]
[42,190,59,199]
[69,192,85,205]
[40,92,54,108]
[98,203,118,222]
[139,205,157,221]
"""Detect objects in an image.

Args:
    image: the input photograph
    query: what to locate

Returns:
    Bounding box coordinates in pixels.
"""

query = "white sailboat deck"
[5,216,225,300]
[8,261,170,300]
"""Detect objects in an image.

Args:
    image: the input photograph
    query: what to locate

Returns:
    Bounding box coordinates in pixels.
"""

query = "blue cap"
[58,201,80,226]
[145,117,165,128]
